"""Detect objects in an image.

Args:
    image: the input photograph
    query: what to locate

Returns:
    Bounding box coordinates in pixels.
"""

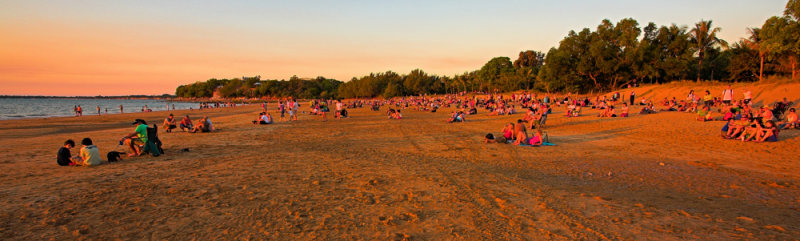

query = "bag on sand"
[107,151,123,162]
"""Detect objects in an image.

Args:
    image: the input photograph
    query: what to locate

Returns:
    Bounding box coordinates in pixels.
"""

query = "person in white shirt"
[722,85,733,105]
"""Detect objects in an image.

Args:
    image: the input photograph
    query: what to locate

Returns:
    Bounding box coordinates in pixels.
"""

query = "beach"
[1,83,799,240]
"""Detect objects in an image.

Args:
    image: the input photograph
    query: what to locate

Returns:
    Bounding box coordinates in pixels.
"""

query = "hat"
[132,119,146,125]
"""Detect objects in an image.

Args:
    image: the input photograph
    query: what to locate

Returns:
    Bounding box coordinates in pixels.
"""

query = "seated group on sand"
[484,120,546,146]
[163,114,214,133]
[57,118,164,166]
[252,112,273,125]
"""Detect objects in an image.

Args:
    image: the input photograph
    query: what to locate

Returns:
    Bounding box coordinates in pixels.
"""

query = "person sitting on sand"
[754,120,778,142]
[697,105,712,121]
[781,108,798,129]
[253,112,272,124]
[725,116,755,139]
[513,119,527,143]
[502,123,514,141]
[513,126,528,145]
[640,103,656,114]
[76,138,102,166]
[598,106,612,117]
[447,111,460,123]
[484,133,496,143]
[760,106,775,122]
[57,139,79,166]
[191,116,213,133]
[526,126,543,146]
[620,103,629,117]
[163,114,177,133]
[180,115,193,132]
[121,119,149,157]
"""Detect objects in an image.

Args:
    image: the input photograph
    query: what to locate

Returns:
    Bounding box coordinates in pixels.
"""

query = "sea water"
[0,98,200,120]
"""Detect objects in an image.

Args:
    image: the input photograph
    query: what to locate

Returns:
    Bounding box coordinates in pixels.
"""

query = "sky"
[0,0,789,96]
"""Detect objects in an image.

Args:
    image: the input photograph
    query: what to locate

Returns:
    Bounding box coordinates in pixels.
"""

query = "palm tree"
[742,28,765,81]
[690,20,728,81]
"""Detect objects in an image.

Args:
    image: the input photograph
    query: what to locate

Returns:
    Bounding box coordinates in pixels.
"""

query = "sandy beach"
[1,83,799,240]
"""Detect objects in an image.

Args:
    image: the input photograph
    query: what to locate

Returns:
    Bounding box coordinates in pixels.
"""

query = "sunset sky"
[0,0,788,96]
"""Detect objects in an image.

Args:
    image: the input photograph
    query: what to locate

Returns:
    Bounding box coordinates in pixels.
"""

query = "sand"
[1,82,799,240]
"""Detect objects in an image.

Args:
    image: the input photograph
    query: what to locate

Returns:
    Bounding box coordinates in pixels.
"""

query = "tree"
[787,0,800,20]
[762,16,800,79]
[727,41,760,82]
[513,50,545,89]
[742,28,766,81]
[477,57,515,91]
[690,19,728,82]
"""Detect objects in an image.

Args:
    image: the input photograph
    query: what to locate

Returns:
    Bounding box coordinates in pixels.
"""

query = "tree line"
[177,0,800,99]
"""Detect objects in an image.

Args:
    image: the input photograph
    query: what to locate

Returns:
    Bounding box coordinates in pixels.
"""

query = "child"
[484,133,496,143]
[57,139,78,166]
[77,138,103,166]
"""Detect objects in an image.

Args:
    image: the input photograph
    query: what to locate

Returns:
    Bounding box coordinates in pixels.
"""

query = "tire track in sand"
[415,119,618,240]
[397,122,518,240]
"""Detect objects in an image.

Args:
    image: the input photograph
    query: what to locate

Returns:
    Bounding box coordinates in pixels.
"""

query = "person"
[703,90,713,107]
[191,116,213,133]
[292,99,299,121]
[335,100,344,119]
[119,104,123,113]
[722,85,733,105]
[57,139,78,166]
[502,123,514,141]
[629,90,635,106]
[620,103,629,117]
[121,119,148,157]
[319,101,328,121]
[163,114,177,133]
[755,120,778,142]
[743,89,752,105]
[77,138,103,166]
[484,133,496,143]
[76,105,83,116]
[526,126,543,146]
[253,112,272,124]
[279,101,286,121]
[697,105,712,121]
[513,122,528,145]
[180,115,193,131]
[782,108,798,129]
[97,105,101,115]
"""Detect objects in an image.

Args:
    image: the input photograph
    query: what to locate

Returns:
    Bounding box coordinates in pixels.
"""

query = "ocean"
[0,98,201,120]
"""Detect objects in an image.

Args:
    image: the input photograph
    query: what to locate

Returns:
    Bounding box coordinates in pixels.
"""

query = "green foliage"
[177,76,341,99]
[727,42,760,82]
[176,1,800,97]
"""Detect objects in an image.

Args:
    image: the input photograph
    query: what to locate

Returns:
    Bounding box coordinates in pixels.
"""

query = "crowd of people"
[57,85,797,167]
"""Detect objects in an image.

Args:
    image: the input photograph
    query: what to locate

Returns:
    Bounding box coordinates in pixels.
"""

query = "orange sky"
[0,0,786,96]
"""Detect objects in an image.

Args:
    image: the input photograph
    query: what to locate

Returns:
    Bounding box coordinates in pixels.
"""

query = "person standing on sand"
[119,105,123,113]
[77,105,83,116]
[279,101,286,121]
[292,99,299,121]
[629,90,635,106]
[743,89,752,105]
[97,105,101,115]
[722,85,733,105]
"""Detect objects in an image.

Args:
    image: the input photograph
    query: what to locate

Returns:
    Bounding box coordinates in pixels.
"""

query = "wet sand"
[1,83,799,240]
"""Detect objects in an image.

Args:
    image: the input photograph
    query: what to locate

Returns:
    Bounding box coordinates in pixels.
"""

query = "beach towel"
[519,142,556,147]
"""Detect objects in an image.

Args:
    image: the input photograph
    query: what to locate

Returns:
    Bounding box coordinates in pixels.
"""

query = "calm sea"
[0,98,200,120]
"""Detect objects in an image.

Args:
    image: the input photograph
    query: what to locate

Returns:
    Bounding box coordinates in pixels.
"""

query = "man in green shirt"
[121,119,148,157]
